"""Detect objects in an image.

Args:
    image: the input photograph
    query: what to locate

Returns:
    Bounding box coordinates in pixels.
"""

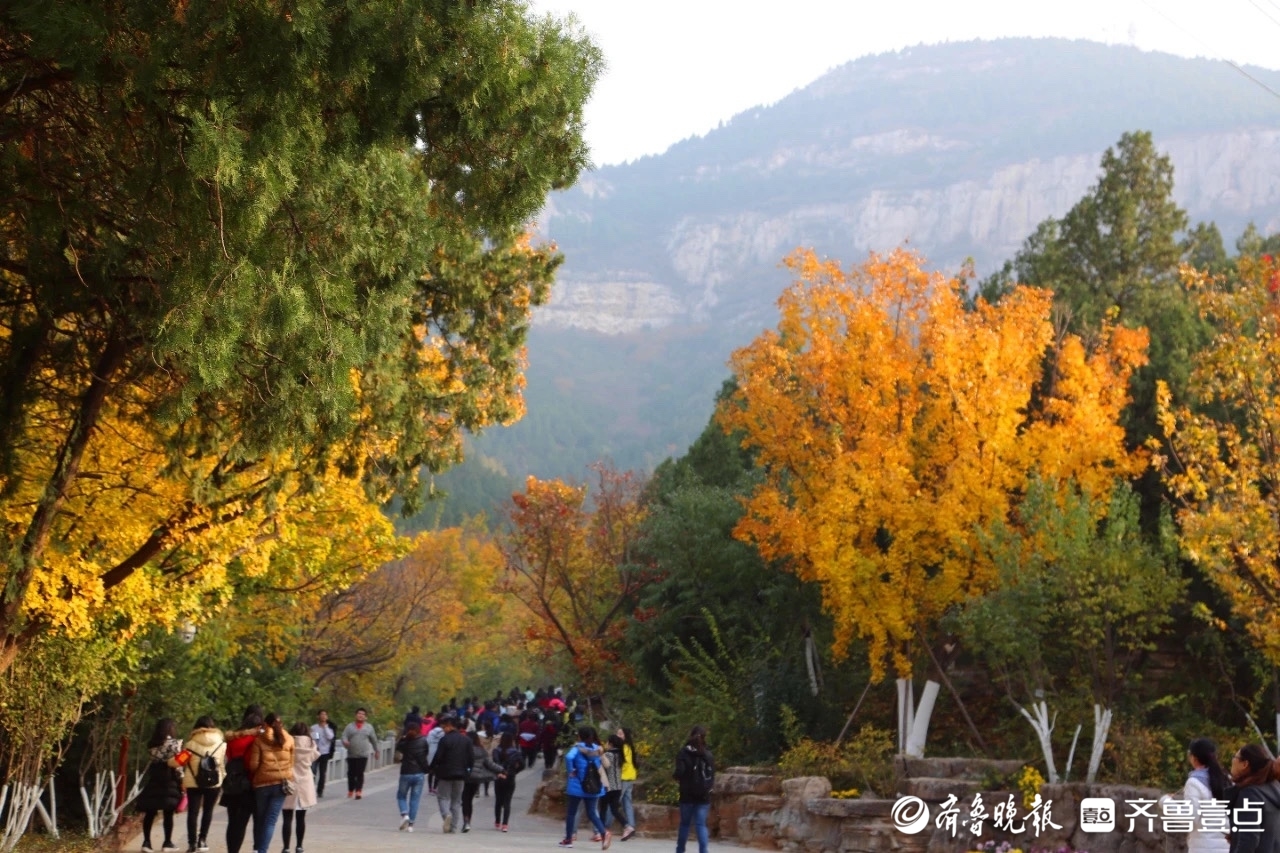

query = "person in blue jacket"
[558,727,610,849]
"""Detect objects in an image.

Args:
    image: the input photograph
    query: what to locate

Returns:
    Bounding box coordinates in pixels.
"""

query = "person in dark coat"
[1228,744,1280,853]
[395,722,430,832]
[429,716,472,833]
[136,718,185,852]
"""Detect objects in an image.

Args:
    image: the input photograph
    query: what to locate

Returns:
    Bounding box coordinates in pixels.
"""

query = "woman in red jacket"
[221,711,263,853]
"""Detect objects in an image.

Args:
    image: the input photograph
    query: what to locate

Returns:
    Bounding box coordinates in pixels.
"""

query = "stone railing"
[531,758,1187,853]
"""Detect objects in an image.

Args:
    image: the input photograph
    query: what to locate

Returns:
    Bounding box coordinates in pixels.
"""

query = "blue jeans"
[252,784,286,853]
[677,802,710,853]
[620,781,635,828]
[397,773,425,823]
[565,795,606,840]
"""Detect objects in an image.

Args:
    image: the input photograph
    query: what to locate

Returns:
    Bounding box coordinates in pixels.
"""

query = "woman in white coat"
[1183,738,1231,853]
[281,722,320,853]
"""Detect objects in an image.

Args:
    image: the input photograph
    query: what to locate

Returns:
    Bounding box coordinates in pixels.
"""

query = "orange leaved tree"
[719,248,1147,750]
[502,464,649,698]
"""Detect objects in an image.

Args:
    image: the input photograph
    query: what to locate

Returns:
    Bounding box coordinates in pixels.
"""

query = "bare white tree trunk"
[0,778,45,853]
[804,634,821,697]
[1017,701,1059,783]
[896,678,915,754]
[1086,705,1112,784]
[905,681,941,758]
[1063,723,1083,782]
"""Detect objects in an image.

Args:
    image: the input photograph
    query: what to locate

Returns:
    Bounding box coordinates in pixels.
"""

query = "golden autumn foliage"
[720,248,1148,680]
[503,464,649,692]
[1156,256,1280,665]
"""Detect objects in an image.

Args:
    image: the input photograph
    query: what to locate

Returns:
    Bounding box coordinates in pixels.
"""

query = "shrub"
[776,724,895,796]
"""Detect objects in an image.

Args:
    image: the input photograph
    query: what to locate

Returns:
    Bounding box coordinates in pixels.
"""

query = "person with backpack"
[461,730,505,832]
[137,718,184,853]
[308,711,335,799]
[559,726,610,850]
[281,722,318,853]
[171,716,225,853]
[673,726,714,853]
[518,711,541,769]
[491,731,523,832]
[221,710,263,853]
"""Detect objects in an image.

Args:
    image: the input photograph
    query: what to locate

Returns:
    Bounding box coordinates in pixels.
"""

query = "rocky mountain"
[414,38,1280,524]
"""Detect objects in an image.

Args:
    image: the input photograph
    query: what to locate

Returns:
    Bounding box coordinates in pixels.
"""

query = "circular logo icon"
[891,795,930,834]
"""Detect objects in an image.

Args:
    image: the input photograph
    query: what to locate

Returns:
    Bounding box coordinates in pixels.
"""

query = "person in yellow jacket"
[617,727,638,841]
[245,714,294,853]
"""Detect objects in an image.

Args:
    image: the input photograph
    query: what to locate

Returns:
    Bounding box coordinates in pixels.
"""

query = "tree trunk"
[905,681,940,758]
[896,678,914,754]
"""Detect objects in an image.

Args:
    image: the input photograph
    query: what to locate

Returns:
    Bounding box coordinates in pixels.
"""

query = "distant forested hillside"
[398,38,1280,529]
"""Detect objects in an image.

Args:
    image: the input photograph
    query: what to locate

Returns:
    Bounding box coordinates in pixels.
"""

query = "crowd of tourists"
[129,686,686,853]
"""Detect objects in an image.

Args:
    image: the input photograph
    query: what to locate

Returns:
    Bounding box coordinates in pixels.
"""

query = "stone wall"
[531,760,1190,853]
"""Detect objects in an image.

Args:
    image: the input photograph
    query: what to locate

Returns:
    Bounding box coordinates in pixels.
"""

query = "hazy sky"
[528,0,1280,166]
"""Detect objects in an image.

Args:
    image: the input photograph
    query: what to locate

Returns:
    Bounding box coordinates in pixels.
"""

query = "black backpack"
[496,747,524,776]
[195,743,225,789]
[578,752,602,796]
[689,753,714,796]
[221,755,251,796]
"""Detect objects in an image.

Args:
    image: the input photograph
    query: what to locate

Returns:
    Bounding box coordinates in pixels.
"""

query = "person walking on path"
[221,711,263,853]
[341,709,379,799]
[395,722,430,833]
[429,715,472,833]
[281,722,318,853]
[598,734,633,841]
[559,726,609,850]
[540,718,560,771]
[616,727,638,841]
[137,718,184,853]
[518,712,541,770]
[245,713,295,853]
[491,732,523,832]
[425,711,447,794]
[309,711,336,799]
[461,731,504,832]
[673,726,714,853]
[1227,744,1280,853]
[173,716,226,853]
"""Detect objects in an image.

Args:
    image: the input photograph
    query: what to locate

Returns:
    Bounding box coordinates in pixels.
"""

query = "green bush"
[776,724,895,796]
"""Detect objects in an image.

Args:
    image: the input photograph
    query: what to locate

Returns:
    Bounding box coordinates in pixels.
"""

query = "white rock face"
[535,129,1280,334]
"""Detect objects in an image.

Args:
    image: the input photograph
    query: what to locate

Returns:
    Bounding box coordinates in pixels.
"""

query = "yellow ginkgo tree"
[1158,255,1280,669]
[720,248,1148,753]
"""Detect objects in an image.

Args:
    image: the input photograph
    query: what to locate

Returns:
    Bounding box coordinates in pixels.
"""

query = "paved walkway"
[135,766,710,853]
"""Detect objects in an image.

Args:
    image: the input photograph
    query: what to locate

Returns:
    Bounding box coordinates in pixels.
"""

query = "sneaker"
[162,845,178,852]
[620,827,635,842]
[557,841,574,849]
[186,845,196,853]
[501,824,509,833]
[355,790,363,800]
[442,815,453,833]
[347,791,354,798]
[400,815,410,831]
[197,839,210,852]
[282,848,291,853]
[495,822,502,830]
[591,835,602,843]
[142,845,154,853]
[297,848,304,853]
[602,831,612,850]
[406,824,414,833]
[463,823,471,833]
